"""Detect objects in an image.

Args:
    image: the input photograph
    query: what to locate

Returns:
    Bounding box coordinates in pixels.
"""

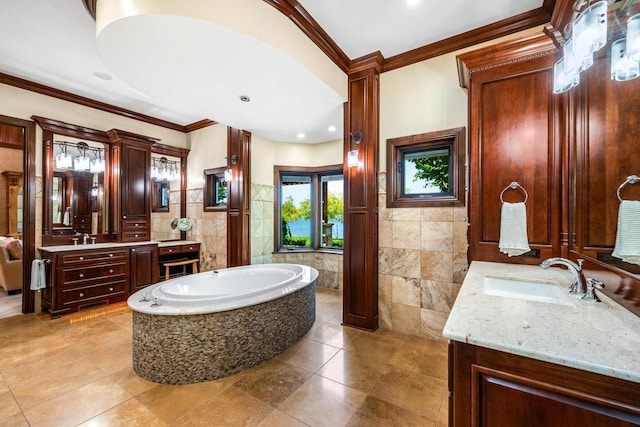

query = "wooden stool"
[163,259,199,281]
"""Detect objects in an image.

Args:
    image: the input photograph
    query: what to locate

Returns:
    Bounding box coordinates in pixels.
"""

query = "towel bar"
[617,175,640,202]
[500,181,528,204]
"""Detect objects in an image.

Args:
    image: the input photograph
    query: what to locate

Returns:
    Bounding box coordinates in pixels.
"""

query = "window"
[275,165,343,251]
[387,127,466,207]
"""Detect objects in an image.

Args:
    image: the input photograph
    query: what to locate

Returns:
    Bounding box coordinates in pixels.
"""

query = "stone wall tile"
[379,248,421,278]
[420,251,453,283]
[420,280,452,312]
[420,309,448,341]
[421,221,453,252]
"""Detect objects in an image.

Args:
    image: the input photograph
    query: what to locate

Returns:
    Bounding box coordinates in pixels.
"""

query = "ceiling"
[0,0,546,143]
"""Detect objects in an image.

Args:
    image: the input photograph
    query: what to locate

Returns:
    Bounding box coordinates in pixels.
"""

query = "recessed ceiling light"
[92,71,112,80]
[239,95,251,102]
[406,0,420,6]
[328,126,337,132]
[297,133,305,139]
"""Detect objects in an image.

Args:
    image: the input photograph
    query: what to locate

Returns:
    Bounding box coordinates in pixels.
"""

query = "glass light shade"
[55,152,73,169]
[611,38,640,81]
[224,168,233,182]
[627,14,640,61]
[564,37,593,74]
[90,158,105,173]
[91,185,98,197]
[573,1,608,56]
[553,57,580,94]
[347,150,359,167]
[151,165,159,180]
[74,155,90,171]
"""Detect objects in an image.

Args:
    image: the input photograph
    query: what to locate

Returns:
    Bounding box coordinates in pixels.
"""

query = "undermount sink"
[483,276,575,307]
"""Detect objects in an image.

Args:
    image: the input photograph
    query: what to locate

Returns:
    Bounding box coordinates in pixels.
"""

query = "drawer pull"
[123,215,127,219]
[79,273,84,278]
[109,287,114,292]
[135,223,139,227]
[109,269,114,273]
[109,254,114,257]
[79,292,84,298]
[134,234,139,238]
[79,256,84,261]
[169,249,173,252]
[189,247,193,250]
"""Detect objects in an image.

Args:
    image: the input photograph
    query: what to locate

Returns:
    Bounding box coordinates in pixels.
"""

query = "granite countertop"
[443,261,640,384]
[39,240,200,253]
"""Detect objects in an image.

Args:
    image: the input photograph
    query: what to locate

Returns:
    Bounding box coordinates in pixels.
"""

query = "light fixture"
[91,183,99,197]
[151,156,180,182]
[348,131,363,168]
[74,142,91,171]
[553,0,640,94]
[224,154,238,182]
[54,142,73,169]
[297,133,305,139]
[90,149,105,173]
[328,125,336,132]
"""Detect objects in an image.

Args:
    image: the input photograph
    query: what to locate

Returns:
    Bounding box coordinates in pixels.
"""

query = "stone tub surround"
[131,281,316,385]
[443,261,640,384]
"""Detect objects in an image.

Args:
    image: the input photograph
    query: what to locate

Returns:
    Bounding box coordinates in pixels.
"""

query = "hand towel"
[30,259,46,290]
[498,202,531,257]
[612,200,640,266]
[62,209,70,226]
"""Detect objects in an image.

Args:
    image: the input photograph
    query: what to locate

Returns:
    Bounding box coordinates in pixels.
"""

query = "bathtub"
[127,263,318,384]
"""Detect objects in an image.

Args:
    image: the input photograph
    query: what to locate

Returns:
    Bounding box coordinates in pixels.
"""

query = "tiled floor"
[0,288,449,426]
[0,289,21,319]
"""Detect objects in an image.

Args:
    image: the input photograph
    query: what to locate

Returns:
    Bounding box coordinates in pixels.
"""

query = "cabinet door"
[121,143,150,219]
[464,51,562,264]
[130,245,158,292]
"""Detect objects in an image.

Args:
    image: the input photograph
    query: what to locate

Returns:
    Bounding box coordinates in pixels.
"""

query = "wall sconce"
[54,141,105,172]
[91,183,99,197]
[348,131,363,168]
[74,142,91,171]
[225,154,238,182]
[151,156,180,182]
[55,141,73,169]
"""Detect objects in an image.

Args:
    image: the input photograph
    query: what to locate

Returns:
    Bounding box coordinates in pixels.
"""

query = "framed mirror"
[204,166,228,211]
[151,156,180,213]
[34,116,112,246]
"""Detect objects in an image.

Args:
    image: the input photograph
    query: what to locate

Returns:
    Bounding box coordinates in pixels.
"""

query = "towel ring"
[617,175,640,202]
[500,181,528,204]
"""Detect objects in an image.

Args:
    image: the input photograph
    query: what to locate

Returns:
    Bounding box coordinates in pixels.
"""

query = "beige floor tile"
[0,385,22,420]
[233,359,313,406]
[369,365,446,421]
[23,377,131,427]
[258,409,309,427]
[72,330,133,374]
[276,338,340,372]
[0,333,69,365]
[389,337,448,380]
[173,386,274,427]
[0,411,30,427]
[342,332,401,363]
[305,322,360,348]
[316,306,342,323]
[279,375,367,427]
[317,350,392,393]
[77,398,166,427]
[346,396,437,426]
[110,366,158,397]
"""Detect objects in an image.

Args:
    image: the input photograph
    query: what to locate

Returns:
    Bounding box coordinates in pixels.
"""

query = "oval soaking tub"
[127,263,318,384]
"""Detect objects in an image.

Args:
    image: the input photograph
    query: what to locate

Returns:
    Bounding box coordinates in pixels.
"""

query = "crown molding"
[185,119,217,132]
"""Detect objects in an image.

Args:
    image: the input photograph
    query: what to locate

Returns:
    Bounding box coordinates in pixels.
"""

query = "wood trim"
[227,128,251,267]
[262,0,350,73]
[185,119,217,132]
[151,142,190,158]
[82,0,97,19]
[382,6,555,73]
[31,116,110,143]
[2,72,200,133]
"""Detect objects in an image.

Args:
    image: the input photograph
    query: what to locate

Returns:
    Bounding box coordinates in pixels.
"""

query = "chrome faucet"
[540,257,587,295]
[83,233,90,245]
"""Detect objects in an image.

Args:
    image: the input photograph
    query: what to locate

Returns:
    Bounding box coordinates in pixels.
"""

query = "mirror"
[150,152,183,241]
[570,46,640,276]
[204,166,228,211]
[51,138,108,237]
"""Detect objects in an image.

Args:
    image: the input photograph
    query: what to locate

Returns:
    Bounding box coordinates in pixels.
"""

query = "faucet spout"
[540,257,587,294]
[83,233,90,245]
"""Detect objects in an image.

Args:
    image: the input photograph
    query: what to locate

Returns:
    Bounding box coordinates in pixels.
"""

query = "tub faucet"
[83,233,90,245]
[540,257,587,294]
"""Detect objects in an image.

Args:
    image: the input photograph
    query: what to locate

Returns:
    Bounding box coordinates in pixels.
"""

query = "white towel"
[62,210,70,226]
[30,259,46,290]
[498,202,531,257]
[612,200,640,266]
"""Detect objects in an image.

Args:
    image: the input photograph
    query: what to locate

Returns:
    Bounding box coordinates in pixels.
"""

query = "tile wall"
[378,172,469,341]
[184,188,227,271]
[150,189,181,241]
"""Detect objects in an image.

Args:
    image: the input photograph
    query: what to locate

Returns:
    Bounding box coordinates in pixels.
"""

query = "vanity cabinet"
[449,341,640,427]
[107,129,158,243]
[457,33,563,265]
[130,244,158,292]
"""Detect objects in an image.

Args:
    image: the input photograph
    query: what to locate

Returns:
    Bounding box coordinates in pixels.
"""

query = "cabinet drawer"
[181,243,200,253]
[122,219,148,231]
[61,280,127,306]
[122,231,149,242]
[159,245,180,256]
[62,262,127,284]
[61,249,128,265]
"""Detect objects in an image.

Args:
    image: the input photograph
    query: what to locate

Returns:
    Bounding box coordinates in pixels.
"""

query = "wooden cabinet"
[107,129,158,243]
[158,242,200,281]
[130,244,158,292]
[458,33,563,265]
[40,243,159,317]
[449,341,640,427]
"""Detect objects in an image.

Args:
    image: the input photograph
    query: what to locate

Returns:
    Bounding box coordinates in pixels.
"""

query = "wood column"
[343,53,382,331]
[227,127,251,267]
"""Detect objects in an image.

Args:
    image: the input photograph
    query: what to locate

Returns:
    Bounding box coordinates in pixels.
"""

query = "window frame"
[386,127,466,208]
[274,164,343,253]
[203,166,228,211]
